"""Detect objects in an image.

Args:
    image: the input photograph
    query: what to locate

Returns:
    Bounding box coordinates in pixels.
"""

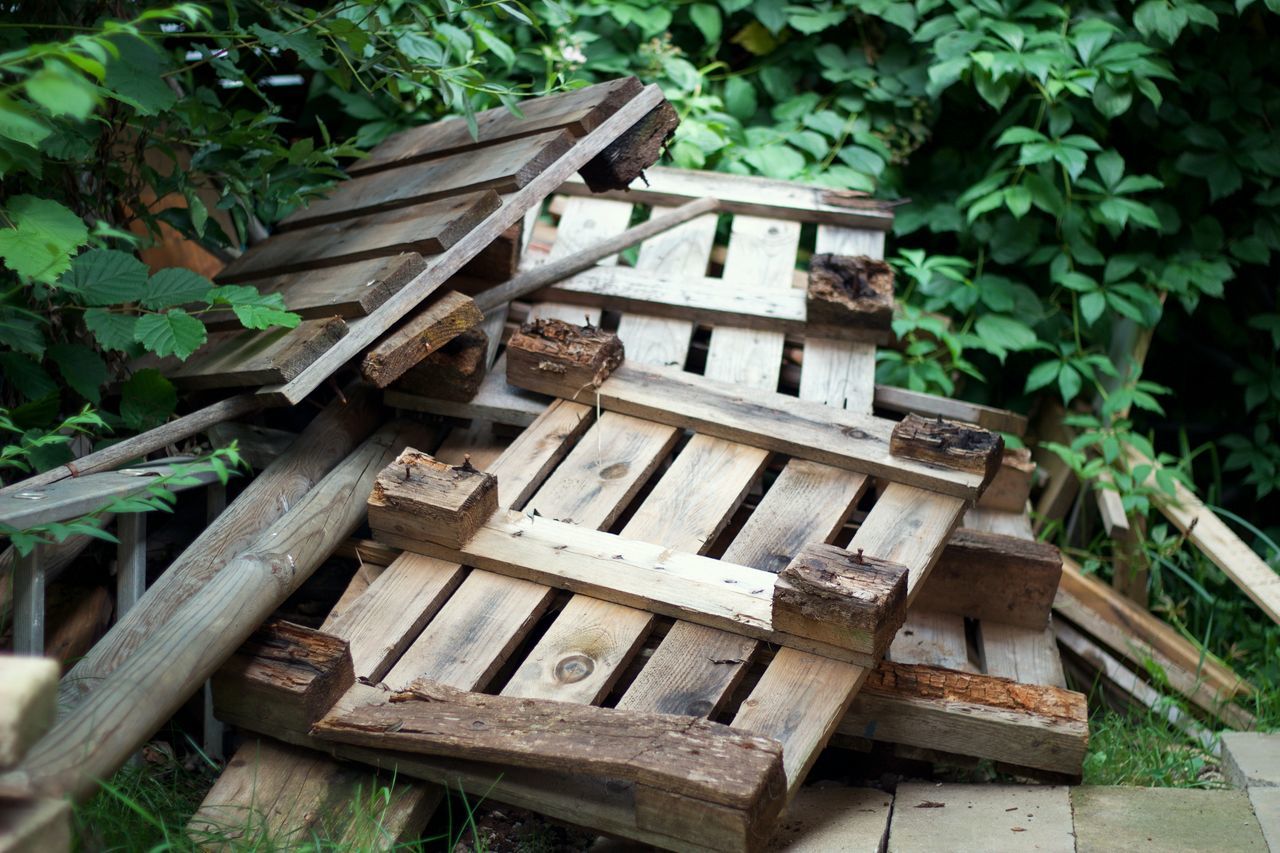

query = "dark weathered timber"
[312,679,787,816]
[212,621,354,735]
[805,253,895,329]
[391,328,489,402]
[889,413,1004,485]
[577,102,680,192]
[913,528,1063,629]
[360,291,484,389]
[505,319,624,400]
[773,542,908,659]
[458,221,523,283]
[367,449,498,550]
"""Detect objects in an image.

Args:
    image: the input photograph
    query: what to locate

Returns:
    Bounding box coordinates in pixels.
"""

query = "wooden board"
[349,78,644,176]
[213,253,427,322]
[281,131,573,231]
[217,191,502,282]
[166,317,348,390]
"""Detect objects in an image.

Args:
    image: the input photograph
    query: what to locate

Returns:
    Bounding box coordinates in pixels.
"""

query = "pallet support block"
[890,413,1004,484]
[577,101,680,192]
[805,253,895,331]
[506,318,624,400]
[367,449,498,550]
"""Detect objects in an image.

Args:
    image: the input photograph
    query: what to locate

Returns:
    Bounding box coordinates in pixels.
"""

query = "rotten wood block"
[978,446,1036,512]
[313,679,786,834]
[806,253,895,330]
[889,413,1004,485]
[391,328,489,402]
[367,449,498,550]
[913,528,1062,629]
[577,101,680,192]
[360,291,484,388]
[773,543,908,660]
[211,620,354,735]
[457,221,524,283]
[506,318,624,400]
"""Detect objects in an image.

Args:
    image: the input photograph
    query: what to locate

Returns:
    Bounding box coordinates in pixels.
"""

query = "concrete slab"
[1072,786,1267,852]
[888,783,1074,852]
[1250,787,1280,852]
[769,784,892,851]
[1224,732,1280,788]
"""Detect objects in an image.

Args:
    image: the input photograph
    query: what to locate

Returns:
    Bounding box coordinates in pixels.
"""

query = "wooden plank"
[167,317,349,390]
[890,610,974,671]
[360,291,483,388]
[261,85,669,405]
[558,166,894,231]
[536,263,889,344]
[390,328,488,401]
[349,78,644,176]
[387,352,545,426]
[1,421,424,801]
[980,622,1066,687]
[0,656,58,769]
[281,131,574,230]
[873,385,1028,436]
[0,797,71,852]
[377,507,904,666]
[218,191,502,282]
[213,253,427,321]
[615,206,719,367]
[506,358,993,501]
[841,662,1089,777]
[313,680,786,815]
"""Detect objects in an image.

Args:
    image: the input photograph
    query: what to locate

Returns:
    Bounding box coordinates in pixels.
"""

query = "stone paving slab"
[1223,732,1280,788]
[1072,786,1267,852]
[1250,787,1280,852]
[769,784,892,851]
[888,783,1074,852]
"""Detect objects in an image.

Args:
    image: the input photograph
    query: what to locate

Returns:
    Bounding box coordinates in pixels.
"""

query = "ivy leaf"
[975,314,1036,354]
[46,342,107,403]
[690,4,722,42]
[1080,291,1107,325]
[1004,185,1032,218]
[723,77,757,120]
[142,267,215,310]
[1058,363,1083,402]
[61,248,149,305]
[0,195,88,283]
[1025,359,1060,393]
[0,351,56,400]
[120,368,177,431]
[83,308,139,352]
[134,309,207,360]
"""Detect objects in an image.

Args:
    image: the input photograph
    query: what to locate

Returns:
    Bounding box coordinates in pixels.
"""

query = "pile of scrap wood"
[0,76,1267,852]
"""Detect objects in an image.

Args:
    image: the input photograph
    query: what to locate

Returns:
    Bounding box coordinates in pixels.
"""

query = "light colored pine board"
[0,797,71,853]
[382,508,890,666]
[853,484,968,600]
[799,338,878,412]
[0,656,58,769]
[218,190,502,282]
[890,610,975,672]
[614,207,719,367]
[705,216,803,386]
[167,317,349,390]
[350,78,644,176]
[527,195,634,325]
[514,360,990,501]
[282,131,573,230]
[259,84,668,405]
[558,166,894,231]
[981,622,1066,687]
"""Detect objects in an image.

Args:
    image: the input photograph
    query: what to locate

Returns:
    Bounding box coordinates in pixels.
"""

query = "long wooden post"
[0,420,426,802]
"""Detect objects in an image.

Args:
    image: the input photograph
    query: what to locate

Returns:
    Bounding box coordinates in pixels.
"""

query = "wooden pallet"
[156,79,663,401]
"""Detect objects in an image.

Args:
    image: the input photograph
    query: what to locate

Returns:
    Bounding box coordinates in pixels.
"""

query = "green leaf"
[0,97,53,148]
[975,314,1036,360]
[723,77,757,120]
[46,342,107,403]
[1058,363,1083,402]
[120,369,177,431]
[61,248,149,305]
[836,145,885,175]
[1025,359,1060,393]
[0,195,88,283]
[743,144,805,179]
[1095,150,1125,191]
[104,36,175,116]
[25,63,96,120]
[690,4,723,42]
[0,352,56,401]
[142,267,214,310]
[1004,185,1032,219]
[83,308,139,352]
[134,310,207,360]
[233,304,301,330]
[995,126,1047,147]
[1080,291,1107,325]
[0,311,46,357]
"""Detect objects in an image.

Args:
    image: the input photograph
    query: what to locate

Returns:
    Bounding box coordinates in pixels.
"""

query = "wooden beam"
[0,798,71,852]
[840,661,1089,778]
[0,657,58,769]
[978,447,1036,511]
[58,386,382,713]
[368,448,499,550]
[911,528,1062,629]
[211,621,354,735]
[0,421,424,801]
[889,413,1004,484]
[577,102,679,192]
[503,345,997,500]
[312,680,785,819]
[557,165,895,231]
[505,318,625,397]
[360,291,484,388]
[391,328,489,402]
[773,543,906,654]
